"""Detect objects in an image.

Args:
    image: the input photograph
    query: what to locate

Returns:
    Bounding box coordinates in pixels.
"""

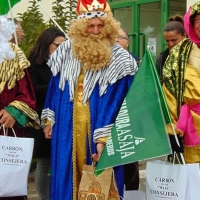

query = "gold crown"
[76,0,111,15]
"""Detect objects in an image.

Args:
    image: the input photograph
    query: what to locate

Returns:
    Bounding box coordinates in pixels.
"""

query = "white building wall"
[187,0,197,9]
[6,0,54,21]
[6,0,199,20]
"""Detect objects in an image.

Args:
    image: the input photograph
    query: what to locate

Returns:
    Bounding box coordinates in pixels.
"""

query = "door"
[135,0,164,60]
[109,0,166,61]
[109,0,186,60]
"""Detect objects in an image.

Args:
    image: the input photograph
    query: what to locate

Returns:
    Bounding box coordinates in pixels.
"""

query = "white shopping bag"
[124,190,146,200]
[0,127,34,197]
[146,160,187,200]
[146,160,200,200]
[184,163,200,200]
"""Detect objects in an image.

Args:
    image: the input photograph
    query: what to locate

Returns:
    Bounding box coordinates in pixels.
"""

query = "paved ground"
[28,170,39,200]
[27,161,147,200]
[27,157,165,199]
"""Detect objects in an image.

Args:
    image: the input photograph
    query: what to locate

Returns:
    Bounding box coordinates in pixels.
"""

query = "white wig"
[0,15,16,63]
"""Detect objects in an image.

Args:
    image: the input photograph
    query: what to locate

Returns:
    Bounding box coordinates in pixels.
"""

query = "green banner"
[0,0,20,15]
[95,49,172,172]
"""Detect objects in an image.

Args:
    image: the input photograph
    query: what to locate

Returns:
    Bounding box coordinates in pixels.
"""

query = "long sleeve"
[41,75,57,127]
[90,75,134,143]
[6,69,40,129]
[28,60,52,116]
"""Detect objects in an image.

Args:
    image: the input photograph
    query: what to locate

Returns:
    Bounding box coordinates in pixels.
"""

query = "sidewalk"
[27,157,167,199]
[27,161,147,200]
[28,170,39,200]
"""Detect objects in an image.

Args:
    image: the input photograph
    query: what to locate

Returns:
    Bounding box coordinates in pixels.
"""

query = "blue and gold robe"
[41,40,137,199]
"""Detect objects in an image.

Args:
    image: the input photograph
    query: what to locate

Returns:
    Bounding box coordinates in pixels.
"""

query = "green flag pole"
[35,0,68,39]
[7,0,18,46]
[147,48,185,164]
[147,48,171,123]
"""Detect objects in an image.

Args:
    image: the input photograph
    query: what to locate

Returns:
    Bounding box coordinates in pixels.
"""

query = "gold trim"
[0,43,30,93]
[72,83,78,200]
[45,119,51,127]
[87,0,104,12]
[9,100,40,129]
[79,1,88,14]
[72,70,92,199]
[86,101,92,160]
[78,0,111,14]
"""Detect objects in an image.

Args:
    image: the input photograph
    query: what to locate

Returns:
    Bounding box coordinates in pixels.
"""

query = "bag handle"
[0,125,17,137]
[164,151,182,165]
[172,152,182,164]
[170,123,185,164]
